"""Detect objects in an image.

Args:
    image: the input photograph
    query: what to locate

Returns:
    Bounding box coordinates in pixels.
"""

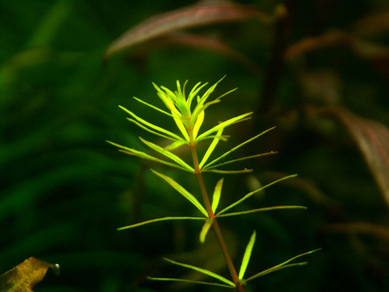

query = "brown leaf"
[127,32,263,75]
[319,107,389,207]
[352,11,389,37]
[285,31,389,61]
[0,257,60,292]
[104,0,276,60]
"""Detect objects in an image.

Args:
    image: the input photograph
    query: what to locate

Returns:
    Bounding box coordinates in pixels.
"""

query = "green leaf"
[140,137,194,172]
[151,170,208,217]
[127,117,180,141]
[173,114,190,141]
[212,178,223,213]
[199,218,213,243]
[204,127,276,169]
[205,152,277,170]
[239,231,256,279]
[199,128,224,169]
[119,105,182,140]
[187,82,208,109]
[202,169,253,174]
[117,216,205,230]
[133,96,172,117]
[106,140,190,172]
[164,140,187,151]
[192,110,204,140]
[197,112,252,141]
[217,174,297,215]
[148,277,234,288]
[217,205,307,218]
[245,248,321,282]
[163,258,235,287]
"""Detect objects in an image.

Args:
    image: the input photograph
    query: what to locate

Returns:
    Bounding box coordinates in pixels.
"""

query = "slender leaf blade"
[246,248,321,282]
[204,127,276,169]
[193,110,205,140]
[217,174,297,215]
[133,96,172,117]
[118,216,205,230]
[199,218,213,243]
[199,128,224,169]
[217,205,307,218]
[239,231,256,279]
[140,137,194,172]
[212,178,224,213]
[119,105,182,140]
[148,277,234,288]
[163,258,235,287]
[151,170,208,217]
[107,140,189,171]
[197,112,252,141]
[206,152,278,170]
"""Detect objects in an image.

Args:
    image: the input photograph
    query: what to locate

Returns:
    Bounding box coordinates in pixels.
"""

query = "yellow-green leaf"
[199,218,213,243]
[151,170,208,217]
[239,231,256,279]
[217,174,297,215]
[117,216,205,230]
[148,277,234,288]
[212,178,223,213]
[140,137,194,172]
[163,258,235,287]
[199,128,224,169]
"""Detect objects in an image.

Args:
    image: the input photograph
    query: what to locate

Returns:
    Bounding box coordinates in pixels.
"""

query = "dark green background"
[1,0,388,291]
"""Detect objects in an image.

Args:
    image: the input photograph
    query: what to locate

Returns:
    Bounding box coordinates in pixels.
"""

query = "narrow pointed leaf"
[239,231,256,279]
[164,140,187,151]
[245,248,321,282]
[107,141,189,171]
[133,96,172,116]
[205,152,278,170]
[193,110,205,140]
[148,277,234,288]
[203,168,253,174]
[212,178,224,213]
[199,128,224,169]
[199,218,213,243]
[217,174,297,215]
[187,81,207,109]
[140,137,194,172]
[151,170,208,217]
[204,127,276,169]
[197,112,252,141]
[217,205,307,218]
[163,258,235,287]
[127,117,179,141]
[117,216,205,230]
[119,105,182,140]
[173,115,190,141]
[104,2,264,59]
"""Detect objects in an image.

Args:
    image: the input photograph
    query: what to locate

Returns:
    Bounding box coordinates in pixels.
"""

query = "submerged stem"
[188,131,245,292]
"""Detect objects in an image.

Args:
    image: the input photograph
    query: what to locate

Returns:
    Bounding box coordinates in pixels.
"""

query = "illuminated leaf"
[117,216,205,231]
[163,258,235,287]
[0,257,60,292]
[212,178,223,213]
[148,277,234,288]
[151,169,208,217]
[199,218,213,243]
[239,231,256,279]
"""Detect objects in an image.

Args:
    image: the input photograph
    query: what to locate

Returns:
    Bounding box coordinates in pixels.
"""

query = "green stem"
[189,132,245,292]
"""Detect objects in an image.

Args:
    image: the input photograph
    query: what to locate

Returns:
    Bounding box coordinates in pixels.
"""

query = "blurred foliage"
[1,0,389,291]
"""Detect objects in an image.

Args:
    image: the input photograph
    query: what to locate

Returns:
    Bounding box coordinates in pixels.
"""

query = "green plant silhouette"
[108,77,319,291]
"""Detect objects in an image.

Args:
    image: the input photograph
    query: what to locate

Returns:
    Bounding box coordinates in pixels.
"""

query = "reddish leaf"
[352,11,389,37]
[128,32,262,75]
[104,0,271,59]
[0,257,60,292]
[285,31,389,61]
[320,107,389,207]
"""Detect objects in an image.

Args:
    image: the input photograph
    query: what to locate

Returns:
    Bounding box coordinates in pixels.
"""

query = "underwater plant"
[108,77,319,291]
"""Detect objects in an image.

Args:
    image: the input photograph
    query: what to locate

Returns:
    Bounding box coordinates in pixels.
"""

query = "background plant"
[1,0,389,291]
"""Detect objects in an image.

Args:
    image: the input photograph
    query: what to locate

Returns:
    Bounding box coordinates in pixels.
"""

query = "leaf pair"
[149,239,320,289]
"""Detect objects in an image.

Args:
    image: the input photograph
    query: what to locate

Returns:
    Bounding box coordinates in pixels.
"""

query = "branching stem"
[189,131,245,292]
